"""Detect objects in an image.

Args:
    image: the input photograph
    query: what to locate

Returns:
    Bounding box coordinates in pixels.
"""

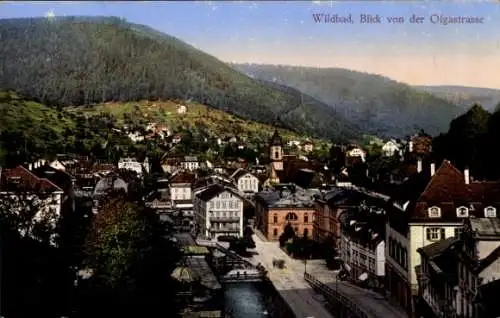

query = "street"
[251,234,334,318]
[250,233,407,318]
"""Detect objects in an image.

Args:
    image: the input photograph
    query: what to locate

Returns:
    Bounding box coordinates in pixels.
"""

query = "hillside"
[414,85,500,111]
[231,63,463,137]
[0,91,331,166]
[0,16,360,142]
[67,99,331,149]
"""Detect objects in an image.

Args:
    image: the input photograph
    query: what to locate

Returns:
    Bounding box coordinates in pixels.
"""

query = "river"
[223,281,294,318]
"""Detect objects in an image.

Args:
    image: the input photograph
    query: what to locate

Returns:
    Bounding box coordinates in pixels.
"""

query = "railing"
[220,271,265,283]
[304,272,370,318]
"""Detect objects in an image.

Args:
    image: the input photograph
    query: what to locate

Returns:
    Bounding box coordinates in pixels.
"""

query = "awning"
[358,272,368,281]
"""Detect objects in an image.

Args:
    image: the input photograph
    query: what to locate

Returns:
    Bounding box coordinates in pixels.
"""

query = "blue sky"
[1,1,499,88]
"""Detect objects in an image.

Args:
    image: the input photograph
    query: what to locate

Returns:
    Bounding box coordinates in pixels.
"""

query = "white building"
[0,165,63,245]
[381,140,400,157]
[177,105,187,114]
[230,168,260,194]
[128,131,145,143]
[385,160,494,316]
[182,156,199,171]
[118,157,143,176]
[169,171,196,216]
[339,209,385,288]
[193,184,245,239]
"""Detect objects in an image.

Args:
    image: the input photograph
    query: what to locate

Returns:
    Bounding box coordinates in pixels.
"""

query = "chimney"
[409,141,413,153]
[430,163,435,176]
[417,159,422,173]
[464,168,470,185]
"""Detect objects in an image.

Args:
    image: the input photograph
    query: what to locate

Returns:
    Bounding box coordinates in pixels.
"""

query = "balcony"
[210,216,240,222]
[211,226,240,233]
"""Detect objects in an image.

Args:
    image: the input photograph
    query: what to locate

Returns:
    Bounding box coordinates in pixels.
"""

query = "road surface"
[284,251,407,318]
[250,234,333,318]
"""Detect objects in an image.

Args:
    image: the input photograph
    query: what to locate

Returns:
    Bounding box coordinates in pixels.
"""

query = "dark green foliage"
[279,223,296,247]
[432,104,498,179]
[0,91,141,167]
[232,63,463,137]
[321,236,339,269]
[80,191,180,316]
[0,17,360,142]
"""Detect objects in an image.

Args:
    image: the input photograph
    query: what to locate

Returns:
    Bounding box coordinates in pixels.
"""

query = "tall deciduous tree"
[79,191,180,317]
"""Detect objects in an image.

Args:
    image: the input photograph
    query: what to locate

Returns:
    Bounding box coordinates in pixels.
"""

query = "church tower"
[269,129,283,171]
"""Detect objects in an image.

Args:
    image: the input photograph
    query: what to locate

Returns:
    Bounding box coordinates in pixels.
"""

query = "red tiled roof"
[406,160,500,220]
[0,166,63,193]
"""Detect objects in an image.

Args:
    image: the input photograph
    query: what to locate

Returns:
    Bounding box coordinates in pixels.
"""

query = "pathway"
[250,234,333,318]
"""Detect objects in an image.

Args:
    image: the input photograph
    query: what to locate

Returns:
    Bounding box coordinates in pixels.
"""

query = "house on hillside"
[345,144,366,166]
[382,140,401,157]
[177,105,187,114]
[303,139,313,153]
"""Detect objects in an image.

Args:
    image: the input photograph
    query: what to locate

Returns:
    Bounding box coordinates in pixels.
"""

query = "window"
[274,151,279,158]
[285,213,298,221]
[304,228,309,237]
[485,206,497,218]
[273,228,278,236]
[210,201,214,208]
[428,206,441,218]
[216,201,220,208]
[456,206,469,218]
[304,214,309,223]
[273,214,278,224]
[426,227,445,241]
[455,227,463,237]
[222,201,226,209]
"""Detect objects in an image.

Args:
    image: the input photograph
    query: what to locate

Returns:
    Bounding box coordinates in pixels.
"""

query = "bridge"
[219,269,266,283]
[196,238,267,282]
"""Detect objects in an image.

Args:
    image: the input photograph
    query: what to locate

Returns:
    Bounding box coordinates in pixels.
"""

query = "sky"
[1,1,500,89]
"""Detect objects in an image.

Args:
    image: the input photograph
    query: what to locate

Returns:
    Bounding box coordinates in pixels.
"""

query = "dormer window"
[428,206,441,218]
[456,206,469,218]
[485,206,497,218]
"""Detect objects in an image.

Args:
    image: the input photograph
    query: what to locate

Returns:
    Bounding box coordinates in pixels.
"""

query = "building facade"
[193,184,245,239]
[255,185,316,240]
[230,168,260,194]
[385,160,500,317]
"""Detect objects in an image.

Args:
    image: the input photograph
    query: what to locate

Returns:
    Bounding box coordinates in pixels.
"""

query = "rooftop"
[469,218,500,237]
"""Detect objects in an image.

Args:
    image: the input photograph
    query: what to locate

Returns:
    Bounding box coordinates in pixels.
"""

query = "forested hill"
[232,63,463,137]
[0,16,360,142]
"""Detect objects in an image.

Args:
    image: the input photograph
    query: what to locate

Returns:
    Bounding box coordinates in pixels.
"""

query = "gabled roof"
[230,168,255,181]
[0,166,63,193]
[32,164,73,193]
[394,160,500,221]
[195,183,243,202]
[418,237,459,259]
[170,171,196,184]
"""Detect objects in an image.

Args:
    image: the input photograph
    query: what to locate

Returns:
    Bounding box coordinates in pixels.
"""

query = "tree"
[279,223,296,247]
[79,191,181,316]
[0,192,69,317]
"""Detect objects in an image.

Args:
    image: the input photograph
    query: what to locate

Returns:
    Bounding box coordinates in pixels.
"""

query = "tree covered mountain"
[0,16,360,142]
[231,63,463,137]
[414,85,500,111]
